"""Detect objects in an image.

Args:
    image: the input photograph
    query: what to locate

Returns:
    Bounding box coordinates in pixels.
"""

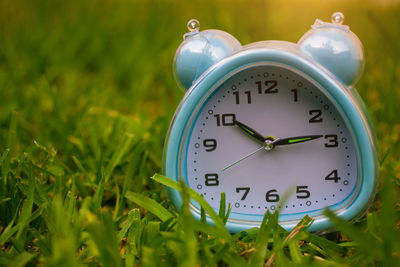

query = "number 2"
[309,110,323,123]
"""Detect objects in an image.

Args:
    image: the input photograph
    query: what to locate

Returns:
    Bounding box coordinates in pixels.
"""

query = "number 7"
[236,187,250,200]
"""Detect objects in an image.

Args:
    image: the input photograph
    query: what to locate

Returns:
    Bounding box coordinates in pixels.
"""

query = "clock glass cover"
[181,63,359,222]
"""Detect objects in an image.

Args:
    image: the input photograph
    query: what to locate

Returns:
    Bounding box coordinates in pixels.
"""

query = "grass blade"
[8,251,35,267]
[86,212,122,267]
[324,209,378,258]
[118,208,140,242]
[308,233,346,255]
[125,209,142,267]
[92,165,105,213]
[125,191,174,222]
[248,211,274,267]
[72,155,91,179]
[16,163,35,241]
[105,133,134,181]
[0,148,10,166]
[151,174,231,240]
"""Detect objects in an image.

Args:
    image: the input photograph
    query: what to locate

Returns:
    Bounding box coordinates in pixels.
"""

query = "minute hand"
[273,135,323,146]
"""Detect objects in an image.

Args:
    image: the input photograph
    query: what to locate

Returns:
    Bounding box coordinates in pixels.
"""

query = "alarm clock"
[163,12,378,232]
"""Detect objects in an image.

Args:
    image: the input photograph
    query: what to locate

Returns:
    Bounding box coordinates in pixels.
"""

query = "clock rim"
[163,46,378,232]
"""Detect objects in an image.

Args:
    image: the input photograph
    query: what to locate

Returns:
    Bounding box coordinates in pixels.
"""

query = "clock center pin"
[263,139,275,151]
[263,136,277,151]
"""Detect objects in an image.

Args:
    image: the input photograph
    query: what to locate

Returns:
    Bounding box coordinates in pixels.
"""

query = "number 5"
[296,186,310,199]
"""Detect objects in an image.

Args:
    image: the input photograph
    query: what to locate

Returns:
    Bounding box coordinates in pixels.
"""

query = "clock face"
[181,64,359,219]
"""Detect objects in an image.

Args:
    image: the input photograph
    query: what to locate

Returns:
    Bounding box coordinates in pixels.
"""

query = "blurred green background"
[0,0,399,161]
[0,0,399,265]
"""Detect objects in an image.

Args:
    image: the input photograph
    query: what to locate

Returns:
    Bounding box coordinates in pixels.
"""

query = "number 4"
[325,169,341,183]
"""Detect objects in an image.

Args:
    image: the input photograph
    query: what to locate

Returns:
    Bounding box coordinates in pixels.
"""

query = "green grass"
[0,0,400,266]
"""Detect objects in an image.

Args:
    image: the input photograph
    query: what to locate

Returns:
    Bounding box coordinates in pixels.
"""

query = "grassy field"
[0,0,399,266]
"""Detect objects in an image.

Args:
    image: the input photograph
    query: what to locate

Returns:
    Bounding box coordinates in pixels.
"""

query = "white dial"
[183,64,358,217]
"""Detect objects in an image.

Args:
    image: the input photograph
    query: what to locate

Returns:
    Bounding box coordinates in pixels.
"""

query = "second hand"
[220,146,264,173]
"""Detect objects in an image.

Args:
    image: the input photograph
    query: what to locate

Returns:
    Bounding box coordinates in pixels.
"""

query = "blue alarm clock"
[163,12,378,232]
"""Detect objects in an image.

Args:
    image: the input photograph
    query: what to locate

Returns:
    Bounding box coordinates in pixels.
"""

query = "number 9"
[203,139,217,152]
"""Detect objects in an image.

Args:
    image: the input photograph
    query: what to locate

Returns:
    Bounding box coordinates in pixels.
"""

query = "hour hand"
[233,119,266,143]
[273,135,323,146]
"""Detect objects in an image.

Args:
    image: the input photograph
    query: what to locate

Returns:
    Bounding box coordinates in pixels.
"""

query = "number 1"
[291,88,298,102]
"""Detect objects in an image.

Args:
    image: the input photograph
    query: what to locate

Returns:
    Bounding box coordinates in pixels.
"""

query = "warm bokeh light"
[0,0,399,265]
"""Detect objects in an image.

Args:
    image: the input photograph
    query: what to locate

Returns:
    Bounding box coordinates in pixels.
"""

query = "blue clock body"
[163,14,378,232]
